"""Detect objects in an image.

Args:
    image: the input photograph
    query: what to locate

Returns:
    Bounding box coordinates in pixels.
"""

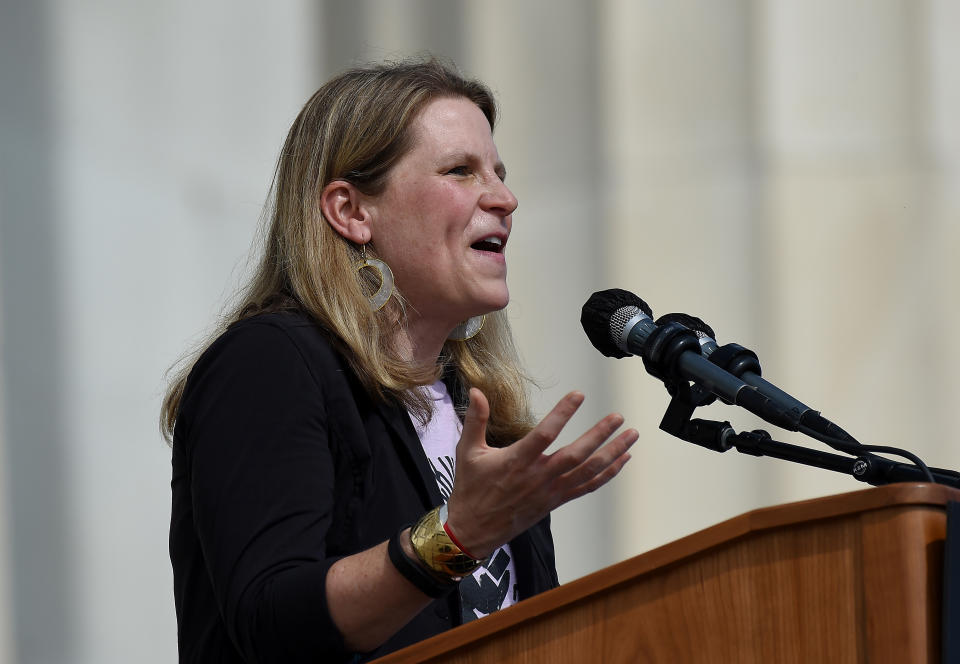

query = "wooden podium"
[373,483,959,663]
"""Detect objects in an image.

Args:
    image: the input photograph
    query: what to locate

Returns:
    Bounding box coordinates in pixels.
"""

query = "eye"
[445,165,470,176]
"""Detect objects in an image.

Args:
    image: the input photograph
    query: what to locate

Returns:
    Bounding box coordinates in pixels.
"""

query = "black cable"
[797,423,863,453]
[857,444,935,483]
[797,424,935,483]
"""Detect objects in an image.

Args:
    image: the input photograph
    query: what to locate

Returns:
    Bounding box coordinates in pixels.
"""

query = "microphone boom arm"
[657,370,960,488]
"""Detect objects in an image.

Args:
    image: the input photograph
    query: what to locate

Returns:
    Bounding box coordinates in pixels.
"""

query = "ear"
[320,179,372,244]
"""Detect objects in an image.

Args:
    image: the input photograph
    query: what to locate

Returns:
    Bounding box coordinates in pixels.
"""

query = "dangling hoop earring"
[448,315,485,341]
[355,244,394,311]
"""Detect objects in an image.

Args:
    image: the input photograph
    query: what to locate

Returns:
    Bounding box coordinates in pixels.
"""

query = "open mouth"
[470,237,504,253]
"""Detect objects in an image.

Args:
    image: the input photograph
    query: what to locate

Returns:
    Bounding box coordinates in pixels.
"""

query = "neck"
[396,315,456,371]
[400,320,449,369]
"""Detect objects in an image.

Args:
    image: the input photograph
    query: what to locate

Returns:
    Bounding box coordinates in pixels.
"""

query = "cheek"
[376,183,474,265]
[421,181,475,218]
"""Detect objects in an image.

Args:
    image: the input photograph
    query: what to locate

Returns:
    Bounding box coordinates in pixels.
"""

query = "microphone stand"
[657,379,960,489]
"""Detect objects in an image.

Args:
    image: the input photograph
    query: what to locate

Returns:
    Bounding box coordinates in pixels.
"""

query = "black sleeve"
[178,320,351,662]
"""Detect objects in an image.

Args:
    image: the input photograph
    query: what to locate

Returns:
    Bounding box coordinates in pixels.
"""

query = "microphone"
[656,312,858,443]
[581,289,797,430]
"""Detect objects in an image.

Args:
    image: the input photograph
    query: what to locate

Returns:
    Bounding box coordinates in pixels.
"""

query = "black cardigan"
[169,311,559,663]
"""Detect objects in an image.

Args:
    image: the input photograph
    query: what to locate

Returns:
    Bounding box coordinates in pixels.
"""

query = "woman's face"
[368,96,518,332]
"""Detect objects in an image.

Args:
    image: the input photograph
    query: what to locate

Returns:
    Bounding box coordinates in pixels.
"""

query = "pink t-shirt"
[409,380,518,622]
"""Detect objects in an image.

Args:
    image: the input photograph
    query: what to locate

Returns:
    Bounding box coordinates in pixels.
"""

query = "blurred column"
[0,0,72,661]
[0,241,16,664]
[463,1,614,583]
[926,0,960,468]
[320,0,466,73]
[600,1,765,556]
[759,0,954,500]
[0,1,318,662]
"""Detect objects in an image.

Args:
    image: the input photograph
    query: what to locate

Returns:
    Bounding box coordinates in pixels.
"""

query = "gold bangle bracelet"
[410,506,485,579]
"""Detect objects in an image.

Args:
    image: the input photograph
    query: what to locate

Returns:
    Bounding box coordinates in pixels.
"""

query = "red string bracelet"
[442,521,482,561]
[439,506,483,561]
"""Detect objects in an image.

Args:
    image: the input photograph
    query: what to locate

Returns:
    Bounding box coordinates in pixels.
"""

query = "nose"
[481,177,519,218]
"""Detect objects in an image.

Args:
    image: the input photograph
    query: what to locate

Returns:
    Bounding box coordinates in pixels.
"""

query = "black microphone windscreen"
[655,313,716,340]
[580,289,653,358]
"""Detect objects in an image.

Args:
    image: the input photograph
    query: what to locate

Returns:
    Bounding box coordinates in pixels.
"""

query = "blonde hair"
[161,58,534,446]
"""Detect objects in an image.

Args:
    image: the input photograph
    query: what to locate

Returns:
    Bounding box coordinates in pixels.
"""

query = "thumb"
[459,388,490,452]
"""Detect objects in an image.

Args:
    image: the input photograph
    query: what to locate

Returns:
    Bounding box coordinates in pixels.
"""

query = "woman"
[162,58,637,663]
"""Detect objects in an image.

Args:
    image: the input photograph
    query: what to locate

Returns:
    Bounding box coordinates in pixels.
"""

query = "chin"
[478,289,510,314]
[457,284,509,320]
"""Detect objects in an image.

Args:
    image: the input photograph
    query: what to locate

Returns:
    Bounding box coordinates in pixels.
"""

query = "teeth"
[471,236,505,253]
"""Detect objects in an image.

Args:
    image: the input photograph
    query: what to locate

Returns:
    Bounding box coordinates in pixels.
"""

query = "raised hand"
[445,388,638,558]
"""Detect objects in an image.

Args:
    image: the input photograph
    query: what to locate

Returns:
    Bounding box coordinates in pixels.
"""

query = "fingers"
[547,426,638,507]
[458,388,490,453]
[560,442,634,503]
[563,426,637,486]
[545,412,626,475]
[514,391,585,460]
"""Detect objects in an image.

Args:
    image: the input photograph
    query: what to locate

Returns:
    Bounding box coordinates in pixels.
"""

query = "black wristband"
[387,527,457,598]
